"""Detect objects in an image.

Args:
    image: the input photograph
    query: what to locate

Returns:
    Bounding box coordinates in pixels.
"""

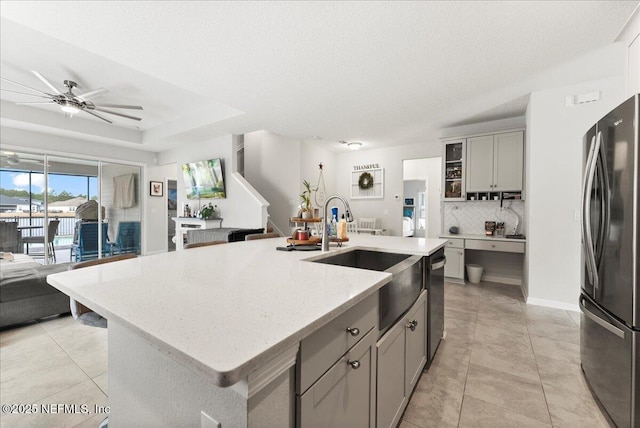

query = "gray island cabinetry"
[377,291,427,428]
[47,234,446,427]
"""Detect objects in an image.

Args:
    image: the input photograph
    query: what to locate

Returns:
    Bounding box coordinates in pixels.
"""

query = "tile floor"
[0,280,610,427]
[400,281,610,428]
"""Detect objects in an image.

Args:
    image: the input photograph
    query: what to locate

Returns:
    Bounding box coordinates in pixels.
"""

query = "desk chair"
[184,240,226,249]
[245,232,280,241]
[358,218,377,230]
[23,220,59,262]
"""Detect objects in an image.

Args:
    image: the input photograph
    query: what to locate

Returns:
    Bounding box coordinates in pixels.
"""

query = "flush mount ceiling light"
[340,140,362,150]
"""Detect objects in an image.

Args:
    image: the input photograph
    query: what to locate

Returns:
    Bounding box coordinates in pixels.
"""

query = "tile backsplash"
[443,201,525,235]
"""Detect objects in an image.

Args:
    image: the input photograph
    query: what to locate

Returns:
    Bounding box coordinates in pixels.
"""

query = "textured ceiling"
[0,1,637,153]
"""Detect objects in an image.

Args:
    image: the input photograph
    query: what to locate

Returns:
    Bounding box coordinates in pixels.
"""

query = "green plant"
[300,180,314,212]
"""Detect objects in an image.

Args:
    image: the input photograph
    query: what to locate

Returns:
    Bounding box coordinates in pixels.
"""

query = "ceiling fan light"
[59,100,80,114]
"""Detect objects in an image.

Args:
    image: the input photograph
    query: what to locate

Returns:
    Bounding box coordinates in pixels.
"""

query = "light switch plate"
[201,411,221,428]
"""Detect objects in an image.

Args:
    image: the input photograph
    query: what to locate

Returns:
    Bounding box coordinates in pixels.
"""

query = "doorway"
[402,158,441,238]
[167,180,177,252]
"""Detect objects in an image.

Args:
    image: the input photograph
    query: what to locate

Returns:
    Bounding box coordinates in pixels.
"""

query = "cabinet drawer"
[298,328,376,428]
[465,239,525,253]
[445,238,464,249]
[298,292,377,394]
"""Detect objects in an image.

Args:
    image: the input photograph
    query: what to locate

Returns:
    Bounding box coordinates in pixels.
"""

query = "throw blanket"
[0,263,71,302]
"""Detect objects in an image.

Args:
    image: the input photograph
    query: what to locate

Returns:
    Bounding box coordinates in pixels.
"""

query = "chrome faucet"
[322,195,354,252]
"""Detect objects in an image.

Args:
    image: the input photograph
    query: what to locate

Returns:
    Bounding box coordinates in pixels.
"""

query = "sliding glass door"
[1,149,141,264]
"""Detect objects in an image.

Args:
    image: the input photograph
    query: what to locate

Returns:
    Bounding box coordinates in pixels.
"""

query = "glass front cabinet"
[442,139,466,201]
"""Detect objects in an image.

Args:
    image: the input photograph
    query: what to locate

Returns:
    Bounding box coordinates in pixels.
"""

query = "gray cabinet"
[443,139,466,201]
[467,131,524,192]
[444,239,465,281]
[376,291,428,428]
[298,329,376,428]
[297,293,377,427]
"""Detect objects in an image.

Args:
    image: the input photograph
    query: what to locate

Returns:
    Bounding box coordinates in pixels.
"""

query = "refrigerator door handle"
[580,297,625,339]
[581,134,598,289]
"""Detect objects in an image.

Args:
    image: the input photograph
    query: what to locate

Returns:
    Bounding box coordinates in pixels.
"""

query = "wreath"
[358,172,374,190]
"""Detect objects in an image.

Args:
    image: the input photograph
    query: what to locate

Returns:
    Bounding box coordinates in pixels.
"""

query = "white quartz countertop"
[439,233,527,242]
[48,234,446,387]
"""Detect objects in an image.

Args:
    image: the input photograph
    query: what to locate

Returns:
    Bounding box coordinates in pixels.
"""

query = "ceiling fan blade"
[1,77,54,96]
[93,103,143,110]
[15,101,55,105]
[0,88,52,99]
[31,71,62,94]
[83,109,113,123]
[76,87,109,101]
[93,107,142,121]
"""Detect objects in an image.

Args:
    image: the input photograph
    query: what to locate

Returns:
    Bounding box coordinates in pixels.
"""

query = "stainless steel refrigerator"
[581,93,639,428]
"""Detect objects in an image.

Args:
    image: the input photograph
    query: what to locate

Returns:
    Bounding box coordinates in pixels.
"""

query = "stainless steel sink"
[308,249,423,336]
[310,249,412,272]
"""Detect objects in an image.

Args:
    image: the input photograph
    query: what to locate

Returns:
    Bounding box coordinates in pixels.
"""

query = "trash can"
[466,264,483,283]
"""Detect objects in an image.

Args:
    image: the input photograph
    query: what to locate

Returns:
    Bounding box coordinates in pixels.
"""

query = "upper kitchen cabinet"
[442,139,466,201]
[466,131,524,192]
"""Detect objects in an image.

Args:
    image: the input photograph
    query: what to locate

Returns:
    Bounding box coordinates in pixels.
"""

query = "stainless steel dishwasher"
[425,247,446,362]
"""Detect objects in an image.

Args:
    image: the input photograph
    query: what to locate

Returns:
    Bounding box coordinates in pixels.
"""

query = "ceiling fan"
[0,152,45,166]
[0,70,143,124]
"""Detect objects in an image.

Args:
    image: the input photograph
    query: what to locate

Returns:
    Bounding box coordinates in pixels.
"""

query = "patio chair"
[71,222,109,262]
[0,222,22,253]
[23,220,60,262]
[107,221,141,255]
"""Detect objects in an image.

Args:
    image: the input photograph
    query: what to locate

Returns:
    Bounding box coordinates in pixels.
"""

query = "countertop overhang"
[439,233,527,242]
[47,235,446,387]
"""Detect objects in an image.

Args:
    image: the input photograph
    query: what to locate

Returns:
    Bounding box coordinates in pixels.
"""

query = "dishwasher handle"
[431,256,446,271]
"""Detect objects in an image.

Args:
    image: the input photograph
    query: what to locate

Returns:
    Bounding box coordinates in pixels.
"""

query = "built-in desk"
[439,233,526,286]
[171,217,223,250]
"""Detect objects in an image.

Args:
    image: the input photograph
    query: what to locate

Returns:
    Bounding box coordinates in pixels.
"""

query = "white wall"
[145,163,176,254]
[336,141,441,236]
[244,131,337,235]
[158,134,266,231]
[526,75,626,309]
[616,4,640,96]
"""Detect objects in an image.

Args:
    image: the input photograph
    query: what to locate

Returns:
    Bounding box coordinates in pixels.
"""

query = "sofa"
[0,255,72,328]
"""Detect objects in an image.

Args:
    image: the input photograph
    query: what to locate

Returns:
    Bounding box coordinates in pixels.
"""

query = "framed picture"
[150,181,163,197]
[350,168,384,199]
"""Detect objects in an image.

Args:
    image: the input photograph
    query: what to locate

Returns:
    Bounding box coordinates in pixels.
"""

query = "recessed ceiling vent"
[565,91,601,107]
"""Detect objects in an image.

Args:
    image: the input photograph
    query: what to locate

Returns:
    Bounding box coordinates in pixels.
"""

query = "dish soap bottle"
[338,214,347,240]
[330,215,337,237]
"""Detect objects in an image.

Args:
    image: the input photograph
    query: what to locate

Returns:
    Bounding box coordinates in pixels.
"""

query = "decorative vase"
[301,211,312,219]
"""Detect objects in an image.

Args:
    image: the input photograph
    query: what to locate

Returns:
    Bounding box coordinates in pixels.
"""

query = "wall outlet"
[201,411,221,428]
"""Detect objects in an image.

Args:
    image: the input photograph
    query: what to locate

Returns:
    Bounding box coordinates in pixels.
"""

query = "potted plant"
[300,180,314,219]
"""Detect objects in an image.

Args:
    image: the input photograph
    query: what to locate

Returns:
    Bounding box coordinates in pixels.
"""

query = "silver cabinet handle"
[346,327,360,336]
[348,360,360,369]
[431,256,446,270]
[406,320,418,331]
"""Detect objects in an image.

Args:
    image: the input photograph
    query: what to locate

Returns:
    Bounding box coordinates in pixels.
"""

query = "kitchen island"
[47,234,446,427]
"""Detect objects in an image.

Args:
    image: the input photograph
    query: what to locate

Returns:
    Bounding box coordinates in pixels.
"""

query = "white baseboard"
[526,297,579,312]
[520,283,528,301]
[482,274,522,286]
